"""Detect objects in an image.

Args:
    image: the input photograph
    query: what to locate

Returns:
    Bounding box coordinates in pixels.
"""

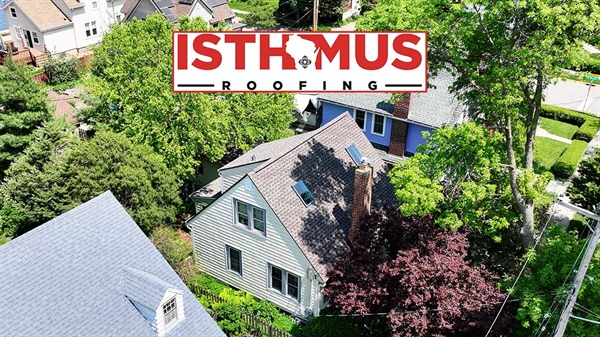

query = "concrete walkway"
[536,126,572,144]
[231,9,249,14]
[332,21,356,31]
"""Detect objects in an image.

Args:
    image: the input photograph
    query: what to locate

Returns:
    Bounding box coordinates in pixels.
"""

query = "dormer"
[123,267,186,336]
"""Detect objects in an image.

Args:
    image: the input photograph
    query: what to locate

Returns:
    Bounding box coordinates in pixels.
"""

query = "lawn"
[539,117,579,140]
[533,137,568,173]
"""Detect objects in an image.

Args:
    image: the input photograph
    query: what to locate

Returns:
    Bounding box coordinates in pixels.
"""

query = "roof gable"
[124,266,181,310]
[10,0,72,32]
[0,191,225,337]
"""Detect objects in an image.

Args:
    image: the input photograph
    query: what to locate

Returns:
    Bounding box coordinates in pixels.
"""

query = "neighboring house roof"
[211,113,396,279]
[63,0,85,9]
[204,0,226,7]
[318,70,467,128]
[208,3,234,23]
[5,0,72,32]
[0,191,225,337]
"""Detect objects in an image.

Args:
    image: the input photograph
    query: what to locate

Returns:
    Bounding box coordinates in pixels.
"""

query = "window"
[85,21,98,37]
[293,180,315,206]
[234,200,266,235]
[226,245,242,275]
[354,110,366,130]
[346,144,363,165]
[163,298,178,326]
[269,265,301,301]
[14,27,22,39]
[91,1,98,9]
[9,7,17,18]
[31,32,39,44]
[372,114,385,135]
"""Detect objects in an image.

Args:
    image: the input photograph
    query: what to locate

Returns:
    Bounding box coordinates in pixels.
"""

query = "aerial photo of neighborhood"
[0,0,600,336]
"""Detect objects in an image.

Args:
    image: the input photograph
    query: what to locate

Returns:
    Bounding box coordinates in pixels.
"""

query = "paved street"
[544,79,600,116]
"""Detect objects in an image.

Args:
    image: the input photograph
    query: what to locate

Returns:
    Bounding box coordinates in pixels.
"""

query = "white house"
[187,112,396,318]
[2,0,124,55]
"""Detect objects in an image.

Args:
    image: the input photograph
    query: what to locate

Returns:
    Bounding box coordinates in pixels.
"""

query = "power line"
[484,201,559,337]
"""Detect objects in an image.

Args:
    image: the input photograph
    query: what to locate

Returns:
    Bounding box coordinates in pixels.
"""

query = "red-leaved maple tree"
[323,210,513,336]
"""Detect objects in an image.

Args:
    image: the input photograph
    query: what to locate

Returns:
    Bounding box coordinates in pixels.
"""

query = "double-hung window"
[226,245,242,275]
[234,199,266,235]
[162,297,178,326]
[269,265,300,301]
[31,32,39,44]
[354,110,366,130]
[372,114,385,136]
[9,7,17,18]
[85,21,98,37]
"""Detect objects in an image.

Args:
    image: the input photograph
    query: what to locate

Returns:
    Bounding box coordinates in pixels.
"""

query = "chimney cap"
[360,157,372,166]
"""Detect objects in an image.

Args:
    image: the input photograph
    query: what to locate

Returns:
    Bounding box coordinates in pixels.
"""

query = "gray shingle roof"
[204,0,226,8]
[218,113,396,279]
[317,70,467,128]
[0,191,225,337]
[124,266,180,310]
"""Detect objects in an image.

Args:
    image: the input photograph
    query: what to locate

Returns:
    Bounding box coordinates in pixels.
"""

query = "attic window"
[346,144,363,165]
[9,7,17,18]
[163,297,178,326]
[293,180,315,206]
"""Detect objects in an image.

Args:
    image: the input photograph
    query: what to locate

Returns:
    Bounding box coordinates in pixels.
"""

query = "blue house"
[317,71,467,163]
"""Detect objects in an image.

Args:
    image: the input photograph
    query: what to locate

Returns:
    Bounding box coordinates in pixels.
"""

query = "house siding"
[405,123,433,155]
[219,162,263,191]
[44,26,77,54]
[72,0,124,50]
[321,101,392,148]
[5,5,42,51]
[189,1,212,22]
[189,177,321,317]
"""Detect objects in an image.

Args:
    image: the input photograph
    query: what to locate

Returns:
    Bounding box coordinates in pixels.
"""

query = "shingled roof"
[215,112,396,279]
[5,0,72,32]
[318,70,467,129]
[0,191,225,337]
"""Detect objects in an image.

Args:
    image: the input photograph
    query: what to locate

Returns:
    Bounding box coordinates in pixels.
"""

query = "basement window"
[293,180,315,206]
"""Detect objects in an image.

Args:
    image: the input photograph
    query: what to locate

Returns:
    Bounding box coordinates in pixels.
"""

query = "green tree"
[568,155,600,211]
[0,59,53,175]
[358,0,600,247]
[510,225,600,337]
[244,0,279,28]
[275,0,345,27]
[0,124,181,236]
[86,14,294,180]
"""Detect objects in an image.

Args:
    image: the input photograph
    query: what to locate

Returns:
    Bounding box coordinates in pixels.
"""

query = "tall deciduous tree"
[567,155,600,211]
[0,123,181,236]
[0,60,53,175]
[357,0,600,247]
[86,14,294,180]
[324,209,512,336]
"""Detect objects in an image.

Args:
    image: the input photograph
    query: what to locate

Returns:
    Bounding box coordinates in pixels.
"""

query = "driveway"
[544,79,600,116]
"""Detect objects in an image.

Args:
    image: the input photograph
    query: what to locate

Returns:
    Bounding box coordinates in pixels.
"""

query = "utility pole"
[312,0,319,31]
[553,199,600,337]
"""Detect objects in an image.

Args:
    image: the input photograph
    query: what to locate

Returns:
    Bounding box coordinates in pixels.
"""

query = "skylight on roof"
[293,180,315,206]
[346,144,363,165]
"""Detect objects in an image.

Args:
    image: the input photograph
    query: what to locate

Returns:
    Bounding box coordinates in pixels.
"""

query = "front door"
[24,30,33,48]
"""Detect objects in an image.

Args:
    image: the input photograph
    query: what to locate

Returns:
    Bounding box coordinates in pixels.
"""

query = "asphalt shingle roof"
[124,266,179,310]
[8,0,72,32]
[318,70,467,128]
[0,191,225,337]
[218,113,396,279]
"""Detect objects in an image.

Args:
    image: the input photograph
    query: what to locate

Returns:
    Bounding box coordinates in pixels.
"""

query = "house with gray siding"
[316,70,468,164]
[187,112,396,318]
[0,191,225,337]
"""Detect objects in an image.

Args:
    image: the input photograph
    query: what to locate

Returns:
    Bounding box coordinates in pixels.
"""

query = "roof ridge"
[252,112,352,174]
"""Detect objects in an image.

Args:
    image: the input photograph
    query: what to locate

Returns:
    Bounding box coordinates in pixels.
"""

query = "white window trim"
[225,245,243,276]
[233,199,267,236]
[268,264,301,302]
[14,26,22,39]
[91,1,99,9]
[9,6,17,18]
[84,21,98,38]
[162,297,178,328]
[352,109,367,132]
[371,114,386,136]
[31,31,39,45]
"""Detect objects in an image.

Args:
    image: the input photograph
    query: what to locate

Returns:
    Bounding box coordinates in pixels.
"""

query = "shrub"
[187,273,228,295]
[574,56,600,75]
[550,140,588,180]
[44,54,81,85]
[574,119,600,142]
[540,105,586,126]
[568,214,586,237]
[273,314,295,332]
[291,315,364,337]
[150,227,198,281]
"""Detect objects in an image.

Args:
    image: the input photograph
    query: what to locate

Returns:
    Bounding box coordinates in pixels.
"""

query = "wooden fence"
[188,284,294,337]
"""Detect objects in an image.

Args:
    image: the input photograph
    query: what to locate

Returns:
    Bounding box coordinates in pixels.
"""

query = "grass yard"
[533,137,568,173]
[539,117,579,140]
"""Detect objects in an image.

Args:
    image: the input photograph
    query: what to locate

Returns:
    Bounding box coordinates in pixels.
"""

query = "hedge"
[550,140,588,180]
[575,119,600,142]
[573,57,600,75]
[567,214,586,237]
[540,105,600,141]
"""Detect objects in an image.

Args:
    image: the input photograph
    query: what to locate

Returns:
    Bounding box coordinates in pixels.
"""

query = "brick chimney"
[349,160,373,246]
[393,93,411,119]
